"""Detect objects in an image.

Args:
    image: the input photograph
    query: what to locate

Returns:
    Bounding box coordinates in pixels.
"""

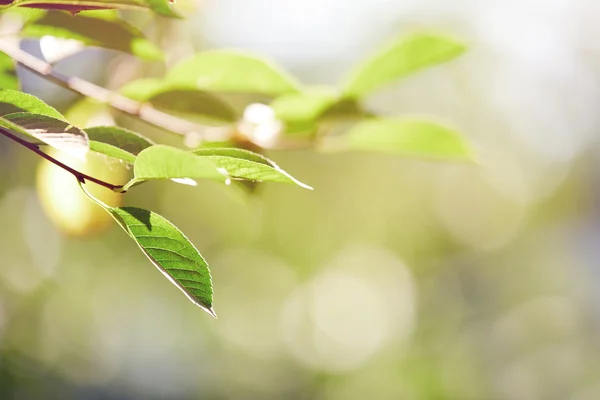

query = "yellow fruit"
[36,148,130,237]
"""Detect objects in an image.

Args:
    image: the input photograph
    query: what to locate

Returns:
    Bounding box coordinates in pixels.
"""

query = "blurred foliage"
[0,1,599,400]
[0,0,472,318]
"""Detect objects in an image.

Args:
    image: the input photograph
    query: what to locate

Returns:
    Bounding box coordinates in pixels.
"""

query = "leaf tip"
[206,306,218,319]
[286,173,313,190]
[301,182,314,191]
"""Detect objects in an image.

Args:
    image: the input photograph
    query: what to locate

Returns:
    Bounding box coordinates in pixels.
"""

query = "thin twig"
[0,39,318,151]
[0,39,232,141]
[0,126,124,191]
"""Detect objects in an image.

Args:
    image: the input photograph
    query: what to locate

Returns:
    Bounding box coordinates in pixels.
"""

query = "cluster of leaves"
[0,1,473,317]
[0,89,311,316]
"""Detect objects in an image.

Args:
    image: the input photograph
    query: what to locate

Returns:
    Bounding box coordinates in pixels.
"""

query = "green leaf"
[0,112,89,157]
[0,0,181,17]
[0,89,65,120]
[78,182,215,316]
[86,125,154,163]
[124,145,312,190]
[111,207,215,316]
[21,11,163,61]
[0,52,18,90]
[121,80,237,123]
[120,78,165,100]
[165,50,300,96]
[334,118,473,161]
[193,147,312,189]
[320,99,368,120]
[125,145,226,190]
[343,32,466,98]
[271,88,338,121]
[271,87,338,133]
[145,89,237,124]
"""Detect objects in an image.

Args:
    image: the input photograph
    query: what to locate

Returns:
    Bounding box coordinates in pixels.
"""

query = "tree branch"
[0,126,124,192]
[0,39,232,141]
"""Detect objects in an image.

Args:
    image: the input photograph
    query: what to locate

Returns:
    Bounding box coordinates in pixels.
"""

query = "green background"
[1,1,599,398]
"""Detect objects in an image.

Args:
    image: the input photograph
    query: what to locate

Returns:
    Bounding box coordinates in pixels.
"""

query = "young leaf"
[193,147,313,189]
[0,89,65,120]
[21,11,163,61]
[0,0,180,18]
[0,112,89,158]
[331,118,474,161]
[343,32,466,98]
[165,50,300,97]
[78,182,215,316]
[124,145,226,190]
[0,52,18,90]
[86,125,154,163]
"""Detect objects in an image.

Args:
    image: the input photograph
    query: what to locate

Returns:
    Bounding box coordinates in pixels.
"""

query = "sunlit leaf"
[123,145,312,190]
[193,147,312,189]
[111,207,215,316]
[343,32,466,98]
[332,118,474,161]
[0,112,89,158]
[0,0,180,17]
[86,125,154,163]
[22,11,163,60]
[124,145,225,190]
[78,182,215,316]
[165,50,300,96]
[0,89,65,120]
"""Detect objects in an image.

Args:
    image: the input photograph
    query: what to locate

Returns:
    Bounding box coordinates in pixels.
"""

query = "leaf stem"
[0,126,124,192]
[0,39,232,141]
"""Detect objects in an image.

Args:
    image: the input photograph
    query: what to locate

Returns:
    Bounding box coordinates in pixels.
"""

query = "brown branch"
[0,39,232,141]
[0,39,318,151]
[0,126,124,192]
